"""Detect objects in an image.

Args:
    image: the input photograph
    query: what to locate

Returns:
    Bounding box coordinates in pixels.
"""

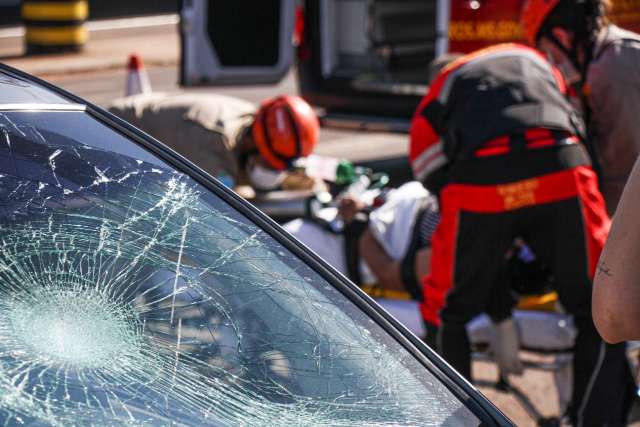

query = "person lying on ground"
[284,181,439,301]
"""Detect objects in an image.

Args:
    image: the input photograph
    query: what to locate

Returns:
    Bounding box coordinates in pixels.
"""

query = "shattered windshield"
[0,111,480,426]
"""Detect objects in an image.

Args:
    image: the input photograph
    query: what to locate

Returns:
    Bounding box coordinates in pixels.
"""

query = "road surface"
[43,64,409,164]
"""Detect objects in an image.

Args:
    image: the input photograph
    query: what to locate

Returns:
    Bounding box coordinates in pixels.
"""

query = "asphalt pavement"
[0,14,409,165]
[0,14,180,75]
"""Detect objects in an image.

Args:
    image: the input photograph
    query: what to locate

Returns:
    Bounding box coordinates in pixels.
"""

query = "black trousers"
[429,147,633,425]
[437,199,632,425]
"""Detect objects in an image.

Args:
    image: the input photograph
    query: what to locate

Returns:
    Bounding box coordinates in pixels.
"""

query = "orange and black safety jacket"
[409,43,585,194]
[409,44,608,327]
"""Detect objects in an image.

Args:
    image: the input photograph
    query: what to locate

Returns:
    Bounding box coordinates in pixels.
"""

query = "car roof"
[0,67,83,110]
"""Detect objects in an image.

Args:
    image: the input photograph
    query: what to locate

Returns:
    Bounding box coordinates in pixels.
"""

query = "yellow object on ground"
[361,284,559,312]
[21,0,88,53]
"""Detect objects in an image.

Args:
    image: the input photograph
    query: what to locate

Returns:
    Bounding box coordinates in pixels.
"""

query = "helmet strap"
[543,29,594,93]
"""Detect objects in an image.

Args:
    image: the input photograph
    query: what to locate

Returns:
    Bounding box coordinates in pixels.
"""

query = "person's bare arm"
[358,229,431,292]
[593,157,640,343]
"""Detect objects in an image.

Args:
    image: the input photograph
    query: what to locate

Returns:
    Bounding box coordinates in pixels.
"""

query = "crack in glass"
[0,111,479,426]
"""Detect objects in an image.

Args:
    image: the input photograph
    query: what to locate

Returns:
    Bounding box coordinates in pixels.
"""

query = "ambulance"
[179,0,640,119]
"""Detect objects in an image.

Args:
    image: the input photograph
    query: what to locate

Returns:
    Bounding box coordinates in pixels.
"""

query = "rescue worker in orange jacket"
[521,0,640,215]
[409,43,631,426]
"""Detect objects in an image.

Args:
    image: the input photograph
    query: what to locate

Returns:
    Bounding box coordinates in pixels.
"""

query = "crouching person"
[109,93,322,195]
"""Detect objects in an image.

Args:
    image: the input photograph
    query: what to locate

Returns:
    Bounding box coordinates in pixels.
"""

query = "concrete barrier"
[22,0,88,54]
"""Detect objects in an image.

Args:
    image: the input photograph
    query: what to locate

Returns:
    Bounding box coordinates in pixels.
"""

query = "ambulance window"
[207,0,281,66]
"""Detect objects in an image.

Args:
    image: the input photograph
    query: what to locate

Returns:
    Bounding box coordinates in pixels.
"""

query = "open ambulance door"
[179,0,295,86]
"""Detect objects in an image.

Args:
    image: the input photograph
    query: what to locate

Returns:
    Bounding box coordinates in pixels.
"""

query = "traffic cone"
[125,54,152,96]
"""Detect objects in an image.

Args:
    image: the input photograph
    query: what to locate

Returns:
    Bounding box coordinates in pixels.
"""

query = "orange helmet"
[521,0,561,46]
[252,95,319,171]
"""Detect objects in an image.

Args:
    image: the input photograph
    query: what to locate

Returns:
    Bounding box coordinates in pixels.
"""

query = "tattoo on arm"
[597,260,614,277]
